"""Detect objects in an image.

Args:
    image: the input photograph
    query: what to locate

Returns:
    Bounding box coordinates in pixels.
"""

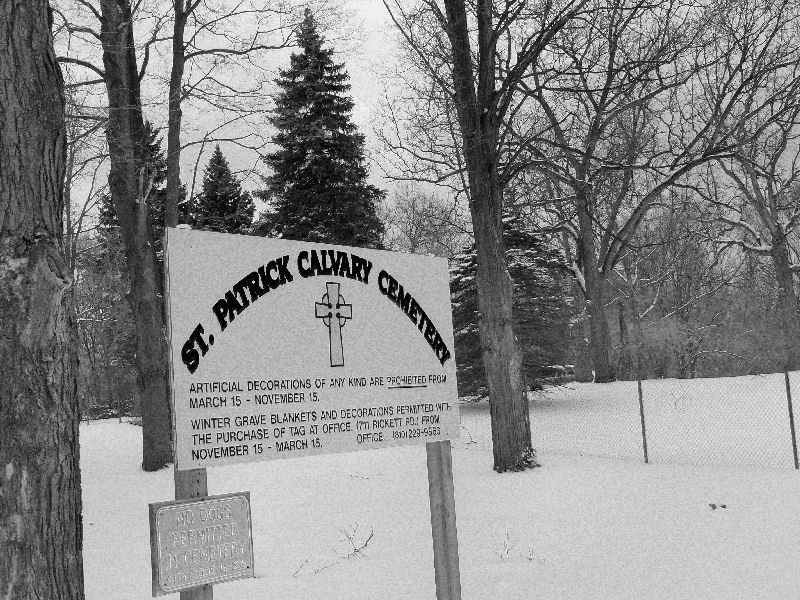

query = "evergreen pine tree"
[450,214,575,398]
[190,144,255,234]
[257,8,384,247]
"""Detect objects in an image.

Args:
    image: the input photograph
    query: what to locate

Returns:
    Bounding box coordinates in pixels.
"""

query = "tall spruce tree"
[258,8,384,247]
[451,214,574,398]
[191,145,255,234]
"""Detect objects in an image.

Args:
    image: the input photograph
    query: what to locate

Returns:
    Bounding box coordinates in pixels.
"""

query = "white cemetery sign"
[165,228,460,470]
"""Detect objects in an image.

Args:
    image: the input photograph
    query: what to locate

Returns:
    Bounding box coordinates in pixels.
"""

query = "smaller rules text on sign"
[149,492,254,596]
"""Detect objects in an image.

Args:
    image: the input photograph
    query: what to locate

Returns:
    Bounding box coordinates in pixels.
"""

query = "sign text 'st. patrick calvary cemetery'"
[165,228,459,470]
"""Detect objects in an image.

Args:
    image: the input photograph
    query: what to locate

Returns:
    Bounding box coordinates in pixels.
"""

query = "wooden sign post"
[163,228,462,598]
[165,234,212,599]
[427,440,461,599]
[174,469,211,600]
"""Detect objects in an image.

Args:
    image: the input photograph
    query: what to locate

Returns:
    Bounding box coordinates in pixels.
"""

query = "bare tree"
[712,60,800,367]
[61,102,133,420]
[606,189,736,379]
[63,87,108,274]
[52,0,174,469]
[96,0,173,470]
[74,235,137,420]
[383,184,471,257]
[376,61,470,196]
[384,0,585,471]
[521,0,800,381]
[0,0,84,596]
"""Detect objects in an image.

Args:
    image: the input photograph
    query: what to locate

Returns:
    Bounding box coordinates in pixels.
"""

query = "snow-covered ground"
[82,376,800,599]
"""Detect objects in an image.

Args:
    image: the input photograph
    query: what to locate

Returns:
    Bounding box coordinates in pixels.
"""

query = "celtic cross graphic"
[314,282,352,367]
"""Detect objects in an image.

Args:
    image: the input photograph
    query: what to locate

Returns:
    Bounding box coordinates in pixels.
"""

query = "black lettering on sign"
[260,261,279,290]
[296,249,372,284]
[181,254,293,374]
[212,254,291,333]
[276,255,293,284]
[180,252,450,376]
[182,323,210,374]
[377,270,452,366]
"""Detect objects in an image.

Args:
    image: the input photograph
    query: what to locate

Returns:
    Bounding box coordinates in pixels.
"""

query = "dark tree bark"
[616,256,647,381]
[771,239,800,370]
[383,0,584,468]
[166,0,190,228]
[441,0,537,471]
[617,300,634,380]
[0,1,84,597]
[575,186,615,382]
[99,0,172,471]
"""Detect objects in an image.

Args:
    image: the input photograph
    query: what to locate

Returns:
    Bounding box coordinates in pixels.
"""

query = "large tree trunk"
[771,237,800,370]
[0,2,84,596]
[586,283,615,382]
[617,299,634,380]
[576,189,616,382]
[443,0,537,472]
[571,294,594,382]
[472,176,537,471]
[100,0,172,471]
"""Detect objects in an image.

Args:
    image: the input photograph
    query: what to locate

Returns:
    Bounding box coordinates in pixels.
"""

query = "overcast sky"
[342,1,395,129]
[337,1,398,189]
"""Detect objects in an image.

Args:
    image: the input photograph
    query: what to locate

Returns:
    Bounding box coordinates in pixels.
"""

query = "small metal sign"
[149,492,254,596]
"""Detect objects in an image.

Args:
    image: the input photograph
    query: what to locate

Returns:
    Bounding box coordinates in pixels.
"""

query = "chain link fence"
[456,371,800,469]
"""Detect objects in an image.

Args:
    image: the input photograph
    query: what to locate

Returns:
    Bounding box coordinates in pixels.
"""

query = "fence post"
[174,467,213,599]
[633,311,649,465]
[637,377,649,464]
[626,268,649,465]
[784,370,798,470]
